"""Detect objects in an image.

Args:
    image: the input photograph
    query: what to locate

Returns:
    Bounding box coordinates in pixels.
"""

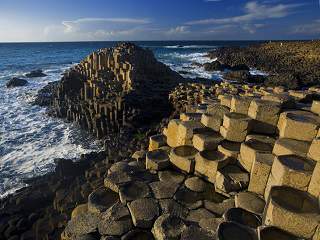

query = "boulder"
[127,198,159,228]
[6,77,28,88]
[169,146,198,173]
[146,149,170,171]
[25,69,47,78]
[87,188,118,214]
[195,150,232,183]
[235,192,265,215]
[98,202,133,236]
[152,214,186,240]
[263,186,320,239]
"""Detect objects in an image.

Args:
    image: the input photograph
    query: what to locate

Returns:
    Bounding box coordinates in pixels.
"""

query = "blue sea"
[0,41,263,197]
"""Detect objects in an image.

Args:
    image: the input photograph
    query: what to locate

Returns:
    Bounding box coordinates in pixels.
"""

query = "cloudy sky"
[0,0,319,42]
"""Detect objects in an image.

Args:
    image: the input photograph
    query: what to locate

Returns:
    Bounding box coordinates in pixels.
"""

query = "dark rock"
[203,61,226,72]
[223,208,262,228]
[230,64,250,71]
[88,187,119,214]
[25,69,47,78]
[6,77,28,88]
[223,70,250,82]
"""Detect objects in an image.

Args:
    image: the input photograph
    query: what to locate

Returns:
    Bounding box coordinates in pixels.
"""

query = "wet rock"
[25,69,47,78]
[6,77,28,88]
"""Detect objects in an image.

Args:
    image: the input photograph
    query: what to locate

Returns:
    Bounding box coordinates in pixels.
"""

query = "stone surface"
[87,187,118,214]
[169,146,198,173]
[174,187,203,210]
[201,113,222,132]
[193,131,223,151]
[128,198,159,228]
[218,141,241,158]
[248,154,274,195]
[230,96,252,114]
[146,149,170,171]
[98,202,133,236]
[64,212,100,237]
[177,121,205,146]
[258,226,301,240]
[166,119,182,148]
[308,161,320,198]
[149,134,167,151]
[264,186,320,239]
[217,222,258,240]
[311,100,320,115]
[186,208,216,224]
[118,181,151,203]
[273,138,311,158]
[195,150,232,183]
[180,225,215,240]
[199,217,224,234]
[278,112,319,142]
[235,192,265,215]
[203,198,235,216]
[223,207,262,228]
[215,165,250,195]
[149,181,180,199]
[158,170,185,185]
[184,176,208,193]
[239,139,273,173]
[159,199,189,218]
[6,77,28,88]
[152,214,186,240]
[308,138,320,161]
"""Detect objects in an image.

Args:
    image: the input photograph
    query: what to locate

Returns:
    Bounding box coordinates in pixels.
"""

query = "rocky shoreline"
[207,40,320,89]
[1,41,320,240]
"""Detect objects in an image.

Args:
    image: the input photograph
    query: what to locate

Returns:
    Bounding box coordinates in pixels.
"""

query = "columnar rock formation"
[62,80,320,239]
[49,42,182,138]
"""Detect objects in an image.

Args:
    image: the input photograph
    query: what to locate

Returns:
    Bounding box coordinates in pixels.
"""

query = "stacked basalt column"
[50,42,182,139]
[147,90,320,239]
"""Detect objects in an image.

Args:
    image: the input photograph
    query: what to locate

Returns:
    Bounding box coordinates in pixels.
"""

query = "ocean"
[0,40,263,198]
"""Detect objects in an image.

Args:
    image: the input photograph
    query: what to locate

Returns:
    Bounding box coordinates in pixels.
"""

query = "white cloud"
[166,26,190,35]
[186,1,302,25]
[292,19,320,35]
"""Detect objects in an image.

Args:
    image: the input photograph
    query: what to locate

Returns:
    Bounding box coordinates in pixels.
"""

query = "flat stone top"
[277,155,315,172]
[287,112,319,124]
[270,186,319,214]
[217,222,256,240]
[172,146,198,158]
[147,149,169,161]
[245,139,273,152]
[259,226,301,240]
[198,150,226,162]
[220,141,241,152]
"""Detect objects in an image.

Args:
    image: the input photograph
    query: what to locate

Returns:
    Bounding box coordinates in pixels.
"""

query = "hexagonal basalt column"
[230,96,252,115]
[273,138,311,158]
[311,100,320,115]
[166,119,182,148]
[264,155,315,200]
[169,146,198,173]
[201,113,223,132]
[193,131,224,151]
[258,226,302,240]
[195,150,232,183]
[308,161,320,198]
[308,138,320,162]
[248,99,281,135]
[146,149,170,171]
[263,186,320,239]
[177,120,205,146]
[220,113,252,142]
[239,139,273,173]
[149,134,167,151]
[217,222,258,240]
[278,112,319,142]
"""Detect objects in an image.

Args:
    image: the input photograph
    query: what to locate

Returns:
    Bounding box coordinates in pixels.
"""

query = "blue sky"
[0,0,319,42]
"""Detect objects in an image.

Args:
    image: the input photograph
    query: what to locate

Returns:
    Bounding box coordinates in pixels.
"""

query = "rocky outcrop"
[41,42,183,139]
[25,69,47,78]
[6,77,28,88]
[208,40,320,89]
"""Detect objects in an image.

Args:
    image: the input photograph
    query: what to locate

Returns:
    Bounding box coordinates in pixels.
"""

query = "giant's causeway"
[1,41,320,240]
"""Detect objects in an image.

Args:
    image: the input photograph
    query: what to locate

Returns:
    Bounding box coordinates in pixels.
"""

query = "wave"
[163,45,217,49]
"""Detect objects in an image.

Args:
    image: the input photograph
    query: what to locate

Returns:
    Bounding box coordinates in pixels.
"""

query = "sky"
[0,0,319,42]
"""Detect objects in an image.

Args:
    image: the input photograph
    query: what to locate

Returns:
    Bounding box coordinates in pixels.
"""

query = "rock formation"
[45,42,182,138]
[6,77,28,88]
[61,79,320,240]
